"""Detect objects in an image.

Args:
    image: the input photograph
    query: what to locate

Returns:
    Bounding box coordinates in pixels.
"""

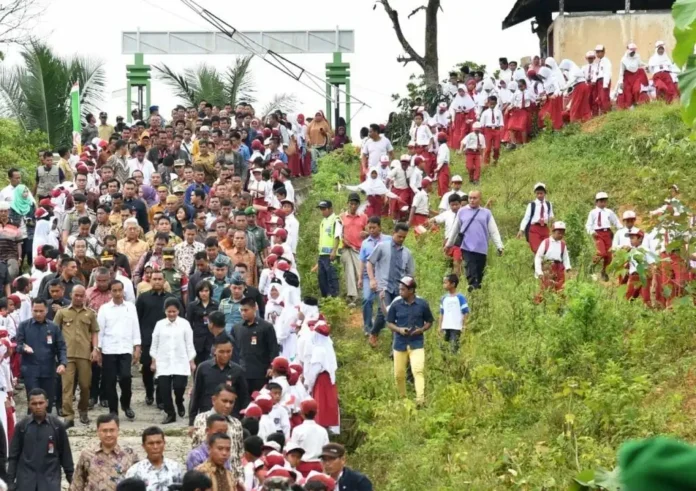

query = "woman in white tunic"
[150,297,196,424]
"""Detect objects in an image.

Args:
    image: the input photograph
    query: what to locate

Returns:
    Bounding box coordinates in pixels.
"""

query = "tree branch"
[407,5,427,18]
[396,55,417,66]
[376,0,425,67]
[0,0,43,45]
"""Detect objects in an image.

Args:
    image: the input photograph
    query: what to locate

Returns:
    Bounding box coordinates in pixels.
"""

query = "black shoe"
[79,412,90,425]
[124,408,135,420]
[157,403,165,411]
[177,403,185,418]
[56,408,64,417]
[64,419,75,429]
[145,396,154,406]
[161,413,176,425]
[100,400,108,408]
[88,398,96,410]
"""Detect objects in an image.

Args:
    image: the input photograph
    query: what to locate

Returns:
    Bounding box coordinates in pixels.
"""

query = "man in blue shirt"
[386,276,433,406]
[16,298,68,412]
[359,217,390,336]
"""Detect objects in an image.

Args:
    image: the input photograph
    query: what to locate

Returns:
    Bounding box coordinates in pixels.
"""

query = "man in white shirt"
[596,44,613,114]
[290,399,329,476]
[97,279,141,419]
[438,175,466,212]
[361,124,394,178]
[0,168,32,203]
[128,145,156,185]
[585,191,620,281]
[612,210,639,251]
[534,221,571,301]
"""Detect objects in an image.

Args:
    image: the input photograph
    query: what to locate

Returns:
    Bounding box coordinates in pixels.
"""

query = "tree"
[0,0,43,56]
[375,0,442,90]
[154,56,297,116]
[0,40,106,147]
[672,0,696,131]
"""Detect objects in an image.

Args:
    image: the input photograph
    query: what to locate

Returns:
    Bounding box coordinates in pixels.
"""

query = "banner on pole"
[70,82,81,152]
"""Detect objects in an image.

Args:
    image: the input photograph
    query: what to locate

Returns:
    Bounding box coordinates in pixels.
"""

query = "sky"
[3,0,539,138]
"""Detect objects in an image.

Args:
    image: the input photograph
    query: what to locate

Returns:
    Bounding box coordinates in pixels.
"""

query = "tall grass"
[295,104,696,490]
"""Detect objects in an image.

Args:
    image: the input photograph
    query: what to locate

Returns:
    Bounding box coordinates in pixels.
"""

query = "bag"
[454,208,481,247]
[524,201,552,242]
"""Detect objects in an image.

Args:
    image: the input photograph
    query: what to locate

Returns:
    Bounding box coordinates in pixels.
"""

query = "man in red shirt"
[340,193,368,307]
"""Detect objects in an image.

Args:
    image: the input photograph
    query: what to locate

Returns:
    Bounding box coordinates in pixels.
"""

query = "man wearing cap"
[534,222,571,300]
[595,44,612,114]
[320,443,372,491]
[517,183,553,253]
[386,276,433,405]
[361,124,394,180]
[585,191,619,281]
[245,207,271,257]
[313,200,342,298]
[340,194,368,307]
[98,112,114,141]
[446,190,504,291]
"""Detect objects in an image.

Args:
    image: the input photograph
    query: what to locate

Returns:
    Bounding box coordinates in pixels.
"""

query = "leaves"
[225,55,256,107]
[673,0,696,30]
[673,0,696,130]
[259,93,298,119]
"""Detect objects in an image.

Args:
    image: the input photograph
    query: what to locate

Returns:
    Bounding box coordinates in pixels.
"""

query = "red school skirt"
[313,371,339,428]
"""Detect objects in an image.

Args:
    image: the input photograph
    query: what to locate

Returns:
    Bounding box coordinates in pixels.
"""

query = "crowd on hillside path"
[0,102,373,491]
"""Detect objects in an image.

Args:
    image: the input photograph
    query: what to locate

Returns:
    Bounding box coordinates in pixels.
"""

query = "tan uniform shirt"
[53,305,99,360]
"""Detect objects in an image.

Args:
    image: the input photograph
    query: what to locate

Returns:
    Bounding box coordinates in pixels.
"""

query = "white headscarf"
[449,90,475,113]
[358,168,389,196]
[309,330,337,385]
[544,57,566,88]
[621,50,643,73]
[559,59,585,85]
[649,47,672,71]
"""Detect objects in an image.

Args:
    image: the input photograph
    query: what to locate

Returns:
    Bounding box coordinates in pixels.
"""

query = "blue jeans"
[371,289,396,336]
[362,279,376,334]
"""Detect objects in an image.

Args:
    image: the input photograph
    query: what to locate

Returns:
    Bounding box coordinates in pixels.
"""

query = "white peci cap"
[533,182,547,192]
[656,40,666,48]
[595,44,605,51]
[586,50,596,58]
[458,83,466,90]
[451,175,463,182]
[379,154,390,163]
[200,126,210,132]
[622,210,637,220]
[627,42,637,51]
[595,191,609,200]
[472,122,482,130]
[552,221,566,230]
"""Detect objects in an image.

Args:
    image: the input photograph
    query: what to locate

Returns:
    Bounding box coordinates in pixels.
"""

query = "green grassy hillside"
[295,104,696,490]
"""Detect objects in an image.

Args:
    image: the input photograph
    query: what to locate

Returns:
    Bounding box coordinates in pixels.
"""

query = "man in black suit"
[320,443,373,491]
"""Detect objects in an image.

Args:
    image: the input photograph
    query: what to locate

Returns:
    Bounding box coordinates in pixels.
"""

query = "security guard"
[312,200,342,297]
[162,248,187,307]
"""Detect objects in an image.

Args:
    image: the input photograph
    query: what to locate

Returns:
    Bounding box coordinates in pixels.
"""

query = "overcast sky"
[3,0,539,138]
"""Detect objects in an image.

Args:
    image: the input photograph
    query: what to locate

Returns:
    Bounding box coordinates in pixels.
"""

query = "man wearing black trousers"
[135,270,174,408]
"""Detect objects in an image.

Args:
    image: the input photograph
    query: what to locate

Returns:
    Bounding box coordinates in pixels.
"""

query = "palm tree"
[0,40,106,147]
[154,56,296,115]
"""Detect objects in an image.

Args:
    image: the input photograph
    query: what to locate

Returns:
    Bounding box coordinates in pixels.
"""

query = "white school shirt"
[269,404,291,439]
[598,57,613,87]
[627,245,657,274]
[388,165,411,190]
[612,226,639,250]
[97,300,141,355]
[411,189,429,215]
[512,89,535,109]
[583,62,598,83]
[585,207,620,234]
[438,190,467,212]
[150,317,196,376]
[361,136,394,169]
[648,54,675,74]
[409,124,433,146]
[285,213,299,254]
[282,180,295,203]
[127,157,156,185]
[409,167,423,194]
[534,238,572,278]
[258,414,277,441]
[519,199,554,231]
[461,132,486,151]
[439,293,470,331]
[498,69,513,84]
[290,420,330,462]
[16,292,31,324]
[430,111,451,129]
[433,209,457,238]
[480,107,503,128]
[435,143,450,172]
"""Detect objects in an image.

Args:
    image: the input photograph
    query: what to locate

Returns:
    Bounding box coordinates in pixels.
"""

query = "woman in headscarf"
[306,111,333,174]
[343,167,392,217]
[294,114,312,176]
[275,272,301,361]
[507,79,535,146]
[285,115,302,177]
[537,66,565,130]
[32,206,59,262]
[559,59,593,122]
[618,43,649,109]
[10,184,36,268]
[448,84,476,151]
[304,321,339,433]
[139,184,158,207]
[544,57,567,92]
[649,40,679,103]
[331,126,350,150]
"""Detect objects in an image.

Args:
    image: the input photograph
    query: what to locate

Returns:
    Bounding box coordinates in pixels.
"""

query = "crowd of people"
[0,101,373,490]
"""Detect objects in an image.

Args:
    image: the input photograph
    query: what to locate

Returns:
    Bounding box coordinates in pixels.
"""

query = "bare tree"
[375,0,442,90]
[0,0,43,50]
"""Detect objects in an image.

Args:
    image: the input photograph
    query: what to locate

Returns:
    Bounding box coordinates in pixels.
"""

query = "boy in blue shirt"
[439,274,469,353]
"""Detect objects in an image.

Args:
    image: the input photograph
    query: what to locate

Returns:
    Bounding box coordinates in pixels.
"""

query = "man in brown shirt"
[117,218,149,273]
[229,230,257,287]
[54,285,99,427]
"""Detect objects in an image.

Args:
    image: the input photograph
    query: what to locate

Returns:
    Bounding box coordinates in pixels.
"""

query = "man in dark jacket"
[16,299,67,412]
[135,270,174,407]
[232,297,278,397]
[321,443,373,491]
[188,335,249,423]
[8,388,73,491]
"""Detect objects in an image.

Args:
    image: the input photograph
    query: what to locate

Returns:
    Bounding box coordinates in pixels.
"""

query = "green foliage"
[673,0,696,130]
[297,105,696,489]
[0,40,106,147]
[453,61,487,75]
[0,118,46,186]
